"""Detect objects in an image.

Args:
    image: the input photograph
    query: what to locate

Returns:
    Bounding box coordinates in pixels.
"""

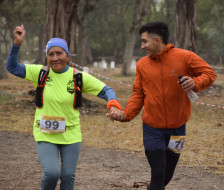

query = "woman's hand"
[13,25,26,46]
[106,106,126,122]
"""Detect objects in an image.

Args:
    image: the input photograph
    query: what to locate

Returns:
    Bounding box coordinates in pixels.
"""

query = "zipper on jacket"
[160,60,168,128]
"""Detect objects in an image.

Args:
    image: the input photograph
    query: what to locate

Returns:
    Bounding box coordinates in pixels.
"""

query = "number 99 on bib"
[39,115,66,134]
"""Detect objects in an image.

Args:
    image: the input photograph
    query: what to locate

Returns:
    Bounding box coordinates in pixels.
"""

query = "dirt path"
[0,131,223,190]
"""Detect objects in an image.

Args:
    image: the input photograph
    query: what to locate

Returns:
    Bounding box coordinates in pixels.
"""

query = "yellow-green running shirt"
[25,64,105,144]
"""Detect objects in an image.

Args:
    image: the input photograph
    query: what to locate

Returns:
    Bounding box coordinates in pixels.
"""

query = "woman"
[6,25,123,190]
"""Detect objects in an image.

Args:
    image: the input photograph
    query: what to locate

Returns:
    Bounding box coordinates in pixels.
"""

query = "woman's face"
[47,46,69,72]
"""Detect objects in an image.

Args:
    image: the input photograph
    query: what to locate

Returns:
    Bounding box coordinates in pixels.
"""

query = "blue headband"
[46,38,69,56]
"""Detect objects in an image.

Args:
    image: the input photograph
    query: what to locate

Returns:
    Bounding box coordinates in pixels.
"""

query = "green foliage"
[87,0,134,61]
[0,0,45,59]
[86,0,224,65]
[0,0,223,65]
[0,0,45,31]
[197,0,224,64]
[86,0,179,61]
[134,0,176,56]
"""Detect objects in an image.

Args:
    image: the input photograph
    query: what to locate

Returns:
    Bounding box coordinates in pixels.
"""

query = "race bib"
[167,136,185,154]
[39,115,66,134]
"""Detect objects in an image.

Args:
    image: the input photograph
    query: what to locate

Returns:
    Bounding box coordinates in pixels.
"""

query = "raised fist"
[13,25,26,46]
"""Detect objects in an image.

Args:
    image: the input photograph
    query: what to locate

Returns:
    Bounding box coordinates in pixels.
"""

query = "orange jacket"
[124,44,217,129]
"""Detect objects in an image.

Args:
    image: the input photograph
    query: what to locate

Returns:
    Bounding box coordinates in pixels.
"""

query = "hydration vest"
[35,66,83,109]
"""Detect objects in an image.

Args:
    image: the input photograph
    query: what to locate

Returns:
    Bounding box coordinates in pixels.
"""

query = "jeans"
[36,142,81,190]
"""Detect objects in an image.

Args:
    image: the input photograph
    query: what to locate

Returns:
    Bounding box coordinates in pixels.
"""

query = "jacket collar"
[150,43,174,60]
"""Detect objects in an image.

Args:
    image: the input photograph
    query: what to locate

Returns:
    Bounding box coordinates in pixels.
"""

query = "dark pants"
[146,149,180,190]
[143,123,186,190]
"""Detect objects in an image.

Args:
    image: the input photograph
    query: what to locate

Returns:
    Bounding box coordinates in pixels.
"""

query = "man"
[108,22,216,190]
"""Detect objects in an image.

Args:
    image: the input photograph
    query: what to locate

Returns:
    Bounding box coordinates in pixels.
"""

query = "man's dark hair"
[139,22,169,44]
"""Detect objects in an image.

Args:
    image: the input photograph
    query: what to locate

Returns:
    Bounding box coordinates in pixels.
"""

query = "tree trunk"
[0,28,8,79]
[0,62,8,79]
[219,56,224,66]
[76,0,98,66]
[25,32,31,55]
[121,31,138,76]
[85,42,93,65]
[33,27,44,65]
[175,0,196,52]
[121,0,151,76]
[44,0,79,64]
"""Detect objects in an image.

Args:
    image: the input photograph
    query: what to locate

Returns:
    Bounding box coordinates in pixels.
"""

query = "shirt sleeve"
[187,52,217,92]
[6,44,26,78]
[82,72,106,96]
[97,85,118,101]
[123,63,144,121]
[25,64,43,88]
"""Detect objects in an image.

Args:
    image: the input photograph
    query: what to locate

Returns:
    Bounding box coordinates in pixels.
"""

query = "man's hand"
[13,25,26,46]
[106,106,126,121]
[179,76,196,92]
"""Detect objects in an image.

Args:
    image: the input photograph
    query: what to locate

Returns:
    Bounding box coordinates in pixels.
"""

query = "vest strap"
[35,66,49,108]
[35,67,83,109]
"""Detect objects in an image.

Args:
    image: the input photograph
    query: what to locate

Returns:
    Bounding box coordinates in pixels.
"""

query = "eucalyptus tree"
[44,0,79,63]
[175,0,196,52]
[76,0,99,66]
[121,0,151,76]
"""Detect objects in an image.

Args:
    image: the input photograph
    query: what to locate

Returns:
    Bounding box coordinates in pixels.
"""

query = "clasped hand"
[106,106,126,122]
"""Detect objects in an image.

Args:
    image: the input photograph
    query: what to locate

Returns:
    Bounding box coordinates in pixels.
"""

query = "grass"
[80,104,224,175]
[183,104,224,174]
[0,91,14,104]
[0,69,223,175]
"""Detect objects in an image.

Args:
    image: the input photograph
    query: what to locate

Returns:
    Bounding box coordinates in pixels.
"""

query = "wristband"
[107,99,122,111]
